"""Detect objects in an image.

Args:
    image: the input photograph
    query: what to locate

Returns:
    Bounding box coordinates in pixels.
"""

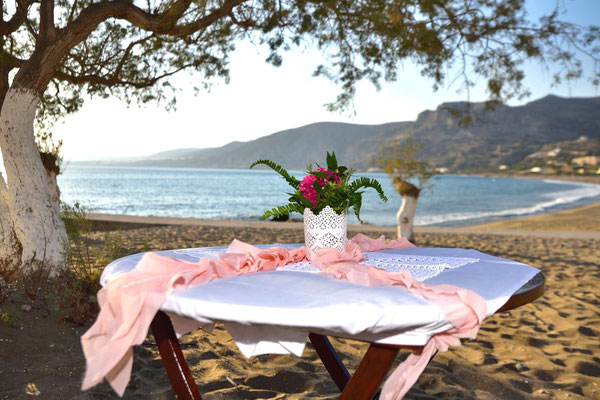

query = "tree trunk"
[0,172,20,271]
[0,63,21,273]
[45,169,61,203]
[396,194,418,243]
[40,152,61,203]
[0,88,67,274]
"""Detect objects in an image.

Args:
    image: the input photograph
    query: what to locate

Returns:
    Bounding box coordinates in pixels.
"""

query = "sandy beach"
[1,202,599,399]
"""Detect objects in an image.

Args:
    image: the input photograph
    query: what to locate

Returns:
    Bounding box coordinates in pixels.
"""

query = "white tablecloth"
[100,245,539,358]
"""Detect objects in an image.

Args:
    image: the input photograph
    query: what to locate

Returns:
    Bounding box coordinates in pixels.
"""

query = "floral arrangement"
[250,151,387,222]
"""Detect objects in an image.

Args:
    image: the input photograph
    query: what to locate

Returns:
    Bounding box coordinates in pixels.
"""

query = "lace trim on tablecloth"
[278,252,479,281]
[171,248,222,259]
[171,245,277,260]
[170,248,479,282]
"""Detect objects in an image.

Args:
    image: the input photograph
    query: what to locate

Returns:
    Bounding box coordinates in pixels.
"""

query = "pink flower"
[299,168,340,207]
[299,174,318,206]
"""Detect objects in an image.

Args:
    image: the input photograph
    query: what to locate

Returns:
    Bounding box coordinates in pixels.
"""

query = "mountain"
[105,122,412,170]
[146,148,209,160]
[396,95,600,171]
[82,95,600,172]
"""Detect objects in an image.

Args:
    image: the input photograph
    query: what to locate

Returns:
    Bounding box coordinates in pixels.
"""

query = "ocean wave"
[416,180,600,226]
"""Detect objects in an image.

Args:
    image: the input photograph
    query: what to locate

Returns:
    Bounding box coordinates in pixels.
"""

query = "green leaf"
[289,192,314,208]
[310,171,327,179]
[250,159,300,189]
[261,203,304,219]
[312,180,323,194]
[352,194,363,223]
[326,151,338,171]
[348,177,388,203]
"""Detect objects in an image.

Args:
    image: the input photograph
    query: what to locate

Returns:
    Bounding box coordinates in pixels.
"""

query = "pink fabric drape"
[81,234,486,399]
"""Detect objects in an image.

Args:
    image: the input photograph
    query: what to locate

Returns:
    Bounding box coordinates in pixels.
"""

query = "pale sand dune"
[1,203,599,399]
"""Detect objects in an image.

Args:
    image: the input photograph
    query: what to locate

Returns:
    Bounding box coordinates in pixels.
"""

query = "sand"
[468,203,600,233]
[1,203,599,399]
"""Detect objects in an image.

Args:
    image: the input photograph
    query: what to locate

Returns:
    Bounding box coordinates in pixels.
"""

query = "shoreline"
[464,172,600,185]
[86,199,600,239]
[434,173,600,227]
[81,172,600,230]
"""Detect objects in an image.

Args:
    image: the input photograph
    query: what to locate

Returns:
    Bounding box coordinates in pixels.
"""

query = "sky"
[43,0,600,161]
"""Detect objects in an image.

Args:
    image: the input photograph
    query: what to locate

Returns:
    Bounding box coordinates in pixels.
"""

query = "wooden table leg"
[339,343,399,400]
[351,347,438,400]
[149,315,437,400]
[309,333,351,391]
[150,311,202,400]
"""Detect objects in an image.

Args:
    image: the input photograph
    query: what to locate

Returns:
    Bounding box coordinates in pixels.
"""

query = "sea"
[57,165,600,227]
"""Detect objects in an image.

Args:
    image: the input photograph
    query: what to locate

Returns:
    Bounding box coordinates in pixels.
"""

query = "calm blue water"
[57,166,600,226]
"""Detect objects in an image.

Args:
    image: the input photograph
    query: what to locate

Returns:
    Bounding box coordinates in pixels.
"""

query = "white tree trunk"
[0,88,67,274]
[396,194,418,242]
[46,169,61,203]
[0,172,20,267]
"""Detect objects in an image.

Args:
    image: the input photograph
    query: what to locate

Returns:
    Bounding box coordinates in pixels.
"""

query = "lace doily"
[278,252,479,281]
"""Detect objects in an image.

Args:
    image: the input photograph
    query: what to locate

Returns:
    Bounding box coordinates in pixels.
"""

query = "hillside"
[104,122,412,169]
[80,95,600,172]
[396,95,600,171]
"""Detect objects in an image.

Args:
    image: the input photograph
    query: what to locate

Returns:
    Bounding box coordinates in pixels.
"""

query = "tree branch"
[0,0,35,35]
[55,62,193,89]
[40,0,56,41]
[113,35,154,79]
[228,7,256,30]
[24,0,246,92]
[68,0,80,24]
[62,0,247,46]
[0,52,26,69]
[14,0,38,38]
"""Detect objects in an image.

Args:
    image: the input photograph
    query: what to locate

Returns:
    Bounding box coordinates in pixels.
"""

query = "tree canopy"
[1,0,598,124]
[374,137,435,198]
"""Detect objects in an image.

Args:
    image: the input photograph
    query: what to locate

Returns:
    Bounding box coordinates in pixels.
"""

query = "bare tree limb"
[61,0,247,46]
[113,35,154,79]
[40,0,56,41]
[0,52,26,68]
[55,61,194,88]
[0,0,35,35]
[67,0,80,24]
[14,0,38,38]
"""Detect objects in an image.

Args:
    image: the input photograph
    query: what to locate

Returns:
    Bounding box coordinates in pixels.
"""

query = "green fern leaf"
[351,193,363,223]
[348,177,388,202]
[261,203,304,219]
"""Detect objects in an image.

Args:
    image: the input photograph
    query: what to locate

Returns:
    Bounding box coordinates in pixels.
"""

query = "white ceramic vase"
[303,206,348,260]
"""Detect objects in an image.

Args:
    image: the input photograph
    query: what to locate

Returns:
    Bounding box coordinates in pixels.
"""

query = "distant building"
[572,155,599,166]
[498,165,508,170]
[546,148,561,157]
[576,136,588,143]
[526,151,544,159]
[435,167,448,173]
[529,166,542,173]
[561,164,575,174]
